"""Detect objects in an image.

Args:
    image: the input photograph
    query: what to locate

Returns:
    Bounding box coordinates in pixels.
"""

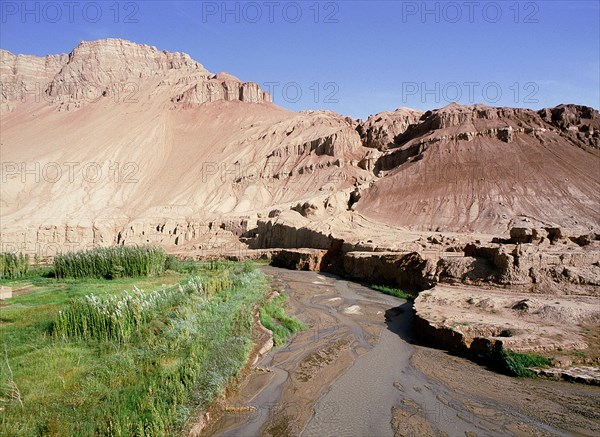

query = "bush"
[0,252,30,279]
[53,246,166,279]
[164,254,180,271]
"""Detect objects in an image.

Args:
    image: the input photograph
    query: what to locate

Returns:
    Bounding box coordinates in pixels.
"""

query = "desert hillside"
[1,38,599,253]
[356,103,600,233]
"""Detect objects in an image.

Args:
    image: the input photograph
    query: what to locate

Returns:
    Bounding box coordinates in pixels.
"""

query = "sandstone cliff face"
[459,241,600,294]
[355,107,424,150]
[417,103,543,130]
[538,104,600,150]
[251,210,599,295]
[0,49,68,112]
[1,38,271,112]
[172,76,271,105]
[1,217,251,257]
[49,38,206,88]
[1,40,376,253]
[389,103,599,150]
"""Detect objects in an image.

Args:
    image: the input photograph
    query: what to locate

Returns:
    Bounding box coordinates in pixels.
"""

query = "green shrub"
[206,259,235,271]
[53,246,166,279]
[0,252,30,279]
[164,254,180,271]
[165,255,205,275]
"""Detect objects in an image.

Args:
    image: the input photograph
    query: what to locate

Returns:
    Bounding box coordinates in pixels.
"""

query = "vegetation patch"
[52,275,216,343]
[0,253,30,279]
[371,284,416,301]
[497,350,552,377]
[53,246,167,279]
[259,295,306,346]
[0,260,275,436]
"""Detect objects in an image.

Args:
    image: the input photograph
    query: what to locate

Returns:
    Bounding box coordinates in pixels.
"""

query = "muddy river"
[205,267,599,436]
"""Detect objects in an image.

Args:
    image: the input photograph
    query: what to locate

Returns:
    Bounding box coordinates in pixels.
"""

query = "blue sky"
[1,1,598,118]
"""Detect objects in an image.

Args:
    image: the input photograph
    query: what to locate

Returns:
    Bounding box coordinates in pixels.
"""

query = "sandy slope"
[356,104,600,233]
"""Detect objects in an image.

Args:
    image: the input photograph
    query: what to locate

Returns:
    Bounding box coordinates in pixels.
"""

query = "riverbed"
[204,267,600,436]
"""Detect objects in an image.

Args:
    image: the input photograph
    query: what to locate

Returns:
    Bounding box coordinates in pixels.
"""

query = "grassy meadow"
[0,250,301,436]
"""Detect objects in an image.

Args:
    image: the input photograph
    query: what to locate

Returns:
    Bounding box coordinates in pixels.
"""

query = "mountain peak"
[1,38,272,112]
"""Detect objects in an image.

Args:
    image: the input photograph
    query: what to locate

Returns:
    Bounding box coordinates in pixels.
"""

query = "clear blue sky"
[1,1,598,118]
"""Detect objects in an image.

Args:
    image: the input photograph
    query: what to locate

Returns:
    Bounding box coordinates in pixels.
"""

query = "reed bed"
[53,271,233,343]
[53,246,166,279]
[0,252,30,279]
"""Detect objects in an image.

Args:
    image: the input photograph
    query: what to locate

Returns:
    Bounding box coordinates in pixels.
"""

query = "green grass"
[259,295,306,346]
[164,255,202,275]
[498,350,552,377]
[370,284,416,301]
[0,261,274,436]
[53,246,167,279]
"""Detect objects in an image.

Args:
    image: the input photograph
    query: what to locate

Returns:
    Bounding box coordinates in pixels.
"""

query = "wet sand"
[205,268,600,436]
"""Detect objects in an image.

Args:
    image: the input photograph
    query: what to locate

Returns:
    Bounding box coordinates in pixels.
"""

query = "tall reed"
[53,246,166,279]
[52,271,234,343]
[0,253,29,279]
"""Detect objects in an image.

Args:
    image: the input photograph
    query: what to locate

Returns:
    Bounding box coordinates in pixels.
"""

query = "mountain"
[355,103,600,233]
[1,39,598,254]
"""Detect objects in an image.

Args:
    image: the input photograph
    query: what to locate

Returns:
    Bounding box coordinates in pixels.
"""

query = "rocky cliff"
[1,39,377,254]
[1,38,270,112]
[355,107,424,150]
